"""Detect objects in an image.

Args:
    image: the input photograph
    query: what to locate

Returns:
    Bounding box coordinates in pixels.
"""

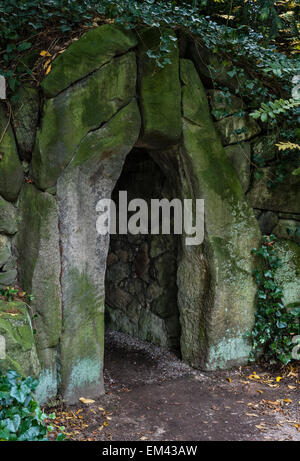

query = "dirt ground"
[48,330,300,441]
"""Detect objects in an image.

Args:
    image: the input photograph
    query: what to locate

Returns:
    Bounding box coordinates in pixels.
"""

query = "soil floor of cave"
[48,330,300,441]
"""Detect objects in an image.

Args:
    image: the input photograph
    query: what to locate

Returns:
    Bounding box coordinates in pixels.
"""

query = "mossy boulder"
[0,196,18,235]
[247,167,300,214]
[0,104,23,202]
[252,134,277,163]
[11,85,39,162]
[224,142,251,193]
[207,89,244,120]
[279,212,300,221]
[180,58,260,370]
[0,234,16,288]
[0,301,40,377]
[138,29,181,148]
[32,52,137,190]
[41,24,137,97]
[16,184,62,402]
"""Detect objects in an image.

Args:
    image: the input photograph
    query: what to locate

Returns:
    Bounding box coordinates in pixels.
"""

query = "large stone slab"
[180,59,260,370]
[16,184,62,403]
[0,104,23,202]
[247,167,300,214]
[138,29,181,148]
[41,24,137,97]
[0,301,40,377]
[57,100,140,404]
[0,270,17,288]
[215,113,261,145]
[224,142,251,193]
[252,134,277,163]
[258,211,279,235]
[11,85,39,161]
[32,52,137,190]
[0,196,18,235]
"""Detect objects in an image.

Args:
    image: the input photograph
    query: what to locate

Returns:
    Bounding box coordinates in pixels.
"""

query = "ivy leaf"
[2,414,21,433]
[17,42,32,52]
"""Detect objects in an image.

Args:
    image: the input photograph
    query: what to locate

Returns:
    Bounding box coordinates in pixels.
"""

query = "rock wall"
[0,24,298,404]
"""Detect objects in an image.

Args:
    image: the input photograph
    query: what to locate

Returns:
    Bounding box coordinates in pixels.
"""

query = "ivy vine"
[249,235,300,365]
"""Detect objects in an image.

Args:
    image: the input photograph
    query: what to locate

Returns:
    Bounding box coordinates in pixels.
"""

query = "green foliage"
[0,369,65,441]
[0,0,294,181]
[250,98,300,123]
[0,286,34,304]
[249,235,300,365]
[0,1,299,91]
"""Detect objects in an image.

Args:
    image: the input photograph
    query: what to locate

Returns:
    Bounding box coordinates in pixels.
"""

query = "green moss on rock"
[215,113,261,145]
[180,58,260,370]
[0,300,40,377]
[138,29,181,148]
[0,104,23,202]
[180,59,243,201]
[0,270,17,288]
[273,219,300,243]
[0,234,11,267]
[252,134,277,163]
[57,100,140,403]
[16,184,62,400]
[207,89,244,120]
[41,24,137,97]
[0,196,18,235]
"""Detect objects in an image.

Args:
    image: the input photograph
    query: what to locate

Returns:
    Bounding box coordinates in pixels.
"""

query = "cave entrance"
[104,148,181,355]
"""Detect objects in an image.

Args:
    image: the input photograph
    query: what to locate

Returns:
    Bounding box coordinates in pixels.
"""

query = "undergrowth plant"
[249,235,300,365]
[0,369,65,441]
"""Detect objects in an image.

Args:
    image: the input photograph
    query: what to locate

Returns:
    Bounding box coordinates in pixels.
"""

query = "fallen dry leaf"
[40,50,51,57]
[79,397,95,404]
